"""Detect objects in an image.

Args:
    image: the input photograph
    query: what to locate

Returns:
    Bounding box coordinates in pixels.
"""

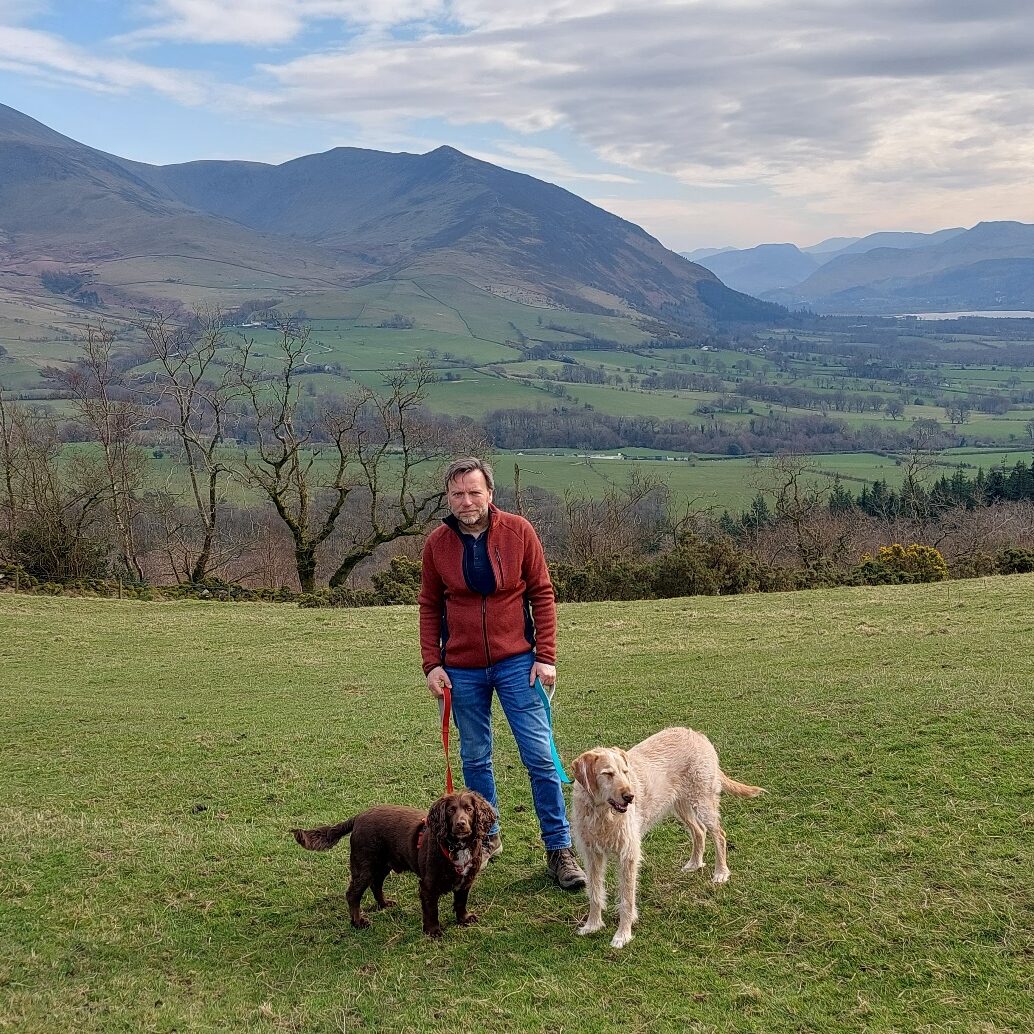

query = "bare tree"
[231,315,464,592]
[944,399,971,426]
[61,326,148,580]
[325,366,462,588]
[142,306,246,583]
[662,489,714,549]
[0,387,17,548]
[0,393,110,579]
[751,453,851,567]
[554,464,669,566]
[899,421,944,524]
[885,398,906,420]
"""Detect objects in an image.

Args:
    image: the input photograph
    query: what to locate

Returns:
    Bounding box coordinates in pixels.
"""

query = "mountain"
[802,236,860,255]
[0,105,356,282]
[689,243,822,297]
[120,144,745,322]
[0,103,776,329]
[766,222,1034,312]
[689,223,1028,312]
[823,227,965,258]
[681,246,736,262]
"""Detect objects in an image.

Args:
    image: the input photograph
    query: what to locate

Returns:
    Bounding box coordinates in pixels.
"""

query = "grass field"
[130,443,1026,515]
[2,577,1031,1032]
[6,277,1034,509]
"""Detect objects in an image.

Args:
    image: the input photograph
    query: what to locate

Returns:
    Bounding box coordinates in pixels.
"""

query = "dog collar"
[417,824,474,877]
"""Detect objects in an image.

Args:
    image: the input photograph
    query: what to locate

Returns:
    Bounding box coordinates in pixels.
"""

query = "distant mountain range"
[0,103,776,331]
[683,224,1034,313]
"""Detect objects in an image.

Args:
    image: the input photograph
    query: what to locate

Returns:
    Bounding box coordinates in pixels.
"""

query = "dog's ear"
[573,752,599,795]
[426,795,450,844]
[471,792,496,841]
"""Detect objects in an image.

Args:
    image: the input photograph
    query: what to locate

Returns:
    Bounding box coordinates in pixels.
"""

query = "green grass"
[2,578,1032,1031]
[131,443,1027,515]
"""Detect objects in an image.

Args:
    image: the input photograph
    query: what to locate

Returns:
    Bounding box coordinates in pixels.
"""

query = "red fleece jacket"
[418,505,557,674]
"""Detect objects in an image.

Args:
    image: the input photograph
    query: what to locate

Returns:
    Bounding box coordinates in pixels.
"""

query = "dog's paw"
[351,914,372,929]
[424,925,444,939]
[458,912,479,926]
[578,918,605,936]
[682,858,705,872]
[711,870,730,885]
[376,898,397,910]
[610,930,633,949]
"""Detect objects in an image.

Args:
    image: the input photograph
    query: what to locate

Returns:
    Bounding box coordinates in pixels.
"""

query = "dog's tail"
[720,772,765,798]
[291,818,356,851]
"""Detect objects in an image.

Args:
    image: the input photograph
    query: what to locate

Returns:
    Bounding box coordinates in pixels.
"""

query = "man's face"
[447,470,493,531]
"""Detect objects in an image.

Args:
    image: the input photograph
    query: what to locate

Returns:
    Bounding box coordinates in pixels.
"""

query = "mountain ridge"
[689,223,1030,312]
[0,102,777,329]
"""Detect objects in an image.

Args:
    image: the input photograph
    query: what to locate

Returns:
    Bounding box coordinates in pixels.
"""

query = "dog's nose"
[622,793,635,804]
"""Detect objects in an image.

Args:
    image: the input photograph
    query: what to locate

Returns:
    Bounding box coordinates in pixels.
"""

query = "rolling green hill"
[2,577,1031,1030]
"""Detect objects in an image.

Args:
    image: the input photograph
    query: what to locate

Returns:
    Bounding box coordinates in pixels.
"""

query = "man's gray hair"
[445,456,495,491]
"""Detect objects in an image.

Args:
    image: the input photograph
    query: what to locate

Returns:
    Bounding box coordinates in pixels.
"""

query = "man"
[418,457,586,890]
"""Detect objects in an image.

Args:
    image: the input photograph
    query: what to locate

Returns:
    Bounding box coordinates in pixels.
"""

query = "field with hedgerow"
[2,577,1032,1032]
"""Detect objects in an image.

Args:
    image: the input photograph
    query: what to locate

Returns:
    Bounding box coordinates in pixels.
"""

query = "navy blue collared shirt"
[461,530,496,596]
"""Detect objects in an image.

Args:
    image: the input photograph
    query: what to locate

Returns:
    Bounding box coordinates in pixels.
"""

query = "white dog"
[571,726,763,948]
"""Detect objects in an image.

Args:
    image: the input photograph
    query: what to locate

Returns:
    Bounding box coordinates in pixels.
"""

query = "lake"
[900,310,1034,320]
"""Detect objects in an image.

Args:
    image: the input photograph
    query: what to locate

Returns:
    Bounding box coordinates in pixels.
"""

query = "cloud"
[8,0,1034,245]
[466,142,636,184]
[0,26,208,101]
[119,0,449,46]
[0,0,49,22]
[229,0,1034,240]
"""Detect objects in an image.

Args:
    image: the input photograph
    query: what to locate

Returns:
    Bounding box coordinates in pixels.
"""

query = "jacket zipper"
[481,595,492,666]
[482,525,496,665]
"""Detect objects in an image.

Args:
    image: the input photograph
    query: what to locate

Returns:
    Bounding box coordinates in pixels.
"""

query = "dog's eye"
[600,769,613,776]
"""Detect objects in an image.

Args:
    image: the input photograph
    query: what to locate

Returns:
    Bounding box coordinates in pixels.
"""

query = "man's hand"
[530,661,557,689]
[426,665,452,698]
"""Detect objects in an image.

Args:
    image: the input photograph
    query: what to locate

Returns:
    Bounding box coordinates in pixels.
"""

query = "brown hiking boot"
[479,833,503,870]
[546,848,586,890]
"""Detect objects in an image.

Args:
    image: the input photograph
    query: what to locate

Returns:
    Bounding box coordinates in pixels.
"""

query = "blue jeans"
[445,651,572,852]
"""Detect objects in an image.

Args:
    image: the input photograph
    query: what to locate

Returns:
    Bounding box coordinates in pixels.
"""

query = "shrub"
[370,555,422,605]
[994,546,1034,575]
[649,544,718,598]
[851,543,948,585]
[949,552,998,579]
[553,557,652,603]
[10,522,110,582]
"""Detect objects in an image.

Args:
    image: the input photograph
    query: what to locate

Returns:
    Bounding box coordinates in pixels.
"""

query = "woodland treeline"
[2,310,1034,601]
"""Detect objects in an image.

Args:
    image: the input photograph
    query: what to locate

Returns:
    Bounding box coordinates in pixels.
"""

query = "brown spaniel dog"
[291,790,495,938]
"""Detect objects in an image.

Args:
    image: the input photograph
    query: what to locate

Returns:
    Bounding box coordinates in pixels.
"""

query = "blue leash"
[533,677,572,784]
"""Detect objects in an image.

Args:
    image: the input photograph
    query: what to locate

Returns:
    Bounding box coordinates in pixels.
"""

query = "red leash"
[438,682,454,794]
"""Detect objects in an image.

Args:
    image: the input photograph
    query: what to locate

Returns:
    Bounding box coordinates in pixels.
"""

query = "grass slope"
[2,578,1032,1032]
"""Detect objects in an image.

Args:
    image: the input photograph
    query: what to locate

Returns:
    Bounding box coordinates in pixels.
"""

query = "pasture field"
[6,279,1034,506]
[2,577,1031,1032]
[132,443,1024,515]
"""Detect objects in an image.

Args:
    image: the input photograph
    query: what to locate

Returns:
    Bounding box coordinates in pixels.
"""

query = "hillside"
[0,106,358,286]
[3,577,1032,1030]
[694,243,821,296]
[0,103,777,331]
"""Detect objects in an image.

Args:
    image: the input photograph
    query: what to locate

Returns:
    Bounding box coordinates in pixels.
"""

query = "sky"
[2,1,1034,252]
